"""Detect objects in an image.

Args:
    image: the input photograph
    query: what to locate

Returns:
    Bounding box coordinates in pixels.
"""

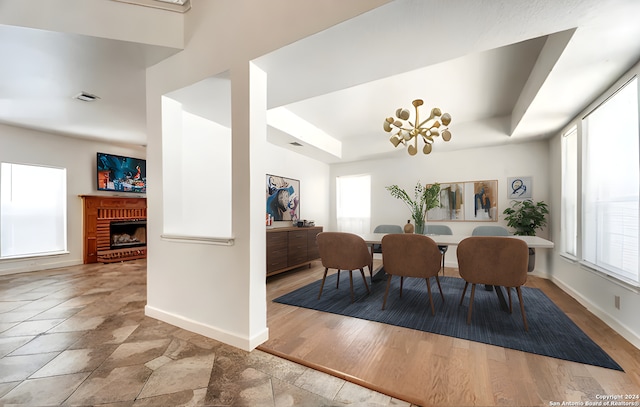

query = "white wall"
[547,62,640,349]
[144,0,382,350]
[0,123,145,275]
[330,140,552,273]
[265,143,330,230]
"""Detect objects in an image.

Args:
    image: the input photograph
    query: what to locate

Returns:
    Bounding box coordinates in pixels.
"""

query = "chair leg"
[349,271,354,303]
[382,275,393,310]
[467,284,476,325]
[318,267,329,299]
[425,278,435,316]
[336,270,341,289]
[400,276,404,298]
[359,268,370,294]
[459,282,469,305]
[441,252,446,276]
[516,286,529,331]
[507,287,513,314]
[434,275,445,303]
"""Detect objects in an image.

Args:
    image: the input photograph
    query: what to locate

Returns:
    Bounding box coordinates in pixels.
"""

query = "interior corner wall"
[0,123,146,276]
[329,140,552,273]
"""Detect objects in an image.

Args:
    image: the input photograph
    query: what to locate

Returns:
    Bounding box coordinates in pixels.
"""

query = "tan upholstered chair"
[316,232,372,302]
[381,234,444,315]
[457,236,530,331]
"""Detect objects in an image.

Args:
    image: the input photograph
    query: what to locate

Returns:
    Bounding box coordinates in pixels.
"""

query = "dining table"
[357,232,555,311]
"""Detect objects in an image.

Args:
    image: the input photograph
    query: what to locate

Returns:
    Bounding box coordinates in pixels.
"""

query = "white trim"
[548,275,640,350]
[160,234,235,246]
[0,258,82,276]
[145,305,269,351]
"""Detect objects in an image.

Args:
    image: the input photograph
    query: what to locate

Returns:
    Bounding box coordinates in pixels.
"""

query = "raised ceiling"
[1,0,640,163]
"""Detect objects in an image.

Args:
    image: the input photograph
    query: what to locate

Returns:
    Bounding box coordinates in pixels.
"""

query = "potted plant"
[502,199,549,271]
[386,182,440,234]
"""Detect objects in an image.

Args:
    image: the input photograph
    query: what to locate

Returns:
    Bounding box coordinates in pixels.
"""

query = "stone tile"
[70,324,138,349]
[0,336,33,358]
[272,377,347,407]
[138,353,215,399]
[145,355,172,371]
[0,322,18,334]
[0,318,64,337]
[335,380,407,406]
[65,365,152,405]
[134,388,207,406]
[247,349,307,384]
[293,368,346,400]
[100,338,172,370]
[31,346,117,378]
[0,372,89,405]
[9,331,85,355]
[0,352,59,383]
[47,315,105,333]
[28,304,83,321]
[0,308,42,323]
[0,301,30,313]
[163,337,217,360]
[0,381,19,398]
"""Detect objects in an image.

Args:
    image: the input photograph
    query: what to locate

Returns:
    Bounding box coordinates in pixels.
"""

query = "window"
[336,174,371,234]
[561,126,578,256]
[582,77,639,284]
[1,163,67,258]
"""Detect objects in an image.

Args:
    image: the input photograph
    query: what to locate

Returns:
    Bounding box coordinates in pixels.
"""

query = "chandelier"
[384,99,452,155]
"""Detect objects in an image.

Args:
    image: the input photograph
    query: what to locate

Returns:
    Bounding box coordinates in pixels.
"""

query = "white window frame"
[1,162,68,259]
[336,174,371,234]
[579,76,639,286]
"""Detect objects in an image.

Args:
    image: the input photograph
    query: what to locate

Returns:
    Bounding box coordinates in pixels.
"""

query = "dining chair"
[457,236,530,331]
[381,233,444,315]
[371,224,403,253]
[316,232,372,303]
[471,225,510,236]
[424,224,452,275]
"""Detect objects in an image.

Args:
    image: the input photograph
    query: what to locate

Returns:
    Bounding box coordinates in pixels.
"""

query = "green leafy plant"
[502,200,549,236]
[386,182,440,234]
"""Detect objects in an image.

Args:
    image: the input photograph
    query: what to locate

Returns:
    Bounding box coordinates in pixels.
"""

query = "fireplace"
[81,196,147,264]
[110,220,146,250]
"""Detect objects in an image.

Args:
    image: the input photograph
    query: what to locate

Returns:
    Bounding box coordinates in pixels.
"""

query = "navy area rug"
[274,273,622,371]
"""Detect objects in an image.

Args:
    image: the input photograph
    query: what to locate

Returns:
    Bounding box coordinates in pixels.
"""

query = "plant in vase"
[386,182,440,234]
[502,199,549,271]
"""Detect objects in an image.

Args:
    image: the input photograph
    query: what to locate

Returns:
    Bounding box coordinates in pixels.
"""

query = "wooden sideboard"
[80,195,147,264]
[266,226,323,277]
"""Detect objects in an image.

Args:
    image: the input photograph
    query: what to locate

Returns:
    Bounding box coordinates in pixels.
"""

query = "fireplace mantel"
[80,195,147,263]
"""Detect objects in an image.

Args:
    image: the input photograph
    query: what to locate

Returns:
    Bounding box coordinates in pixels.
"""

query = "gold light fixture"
[384,99,452,155]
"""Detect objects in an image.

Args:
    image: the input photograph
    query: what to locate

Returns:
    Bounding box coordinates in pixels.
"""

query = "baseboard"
[548,275,640,350]
[0,258,83,276]
[144,305,269,351]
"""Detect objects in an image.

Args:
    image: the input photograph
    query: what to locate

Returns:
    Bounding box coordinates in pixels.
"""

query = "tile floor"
[0,260,414,406]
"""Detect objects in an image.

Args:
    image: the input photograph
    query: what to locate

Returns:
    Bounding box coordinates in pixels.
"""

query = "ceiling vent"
[73,92,100,102]
[290,142,303,147]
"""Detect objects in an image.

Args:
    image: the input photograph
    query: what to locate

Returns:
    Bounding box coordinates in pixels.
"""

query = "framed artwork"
[266,174,300,222]
[507,176,532,199]
[427,179,498,221]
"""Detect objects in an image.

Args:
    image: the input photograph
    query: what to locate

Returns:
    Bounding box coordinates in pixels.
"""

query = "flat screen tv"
[97,152,146,193]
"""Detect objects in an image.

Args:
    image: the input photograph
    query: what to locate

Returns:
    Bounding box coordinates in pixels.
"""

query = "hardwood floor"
[259,260,640,407]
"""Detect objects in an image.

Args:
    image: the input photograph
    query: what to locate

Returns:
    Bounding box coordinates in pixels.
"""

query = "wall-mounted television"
[97,152,146,193]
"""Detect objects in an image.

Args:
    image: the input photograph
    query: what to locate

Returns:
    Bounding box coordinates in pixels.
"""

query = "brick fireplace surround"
[80,195,147,263]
